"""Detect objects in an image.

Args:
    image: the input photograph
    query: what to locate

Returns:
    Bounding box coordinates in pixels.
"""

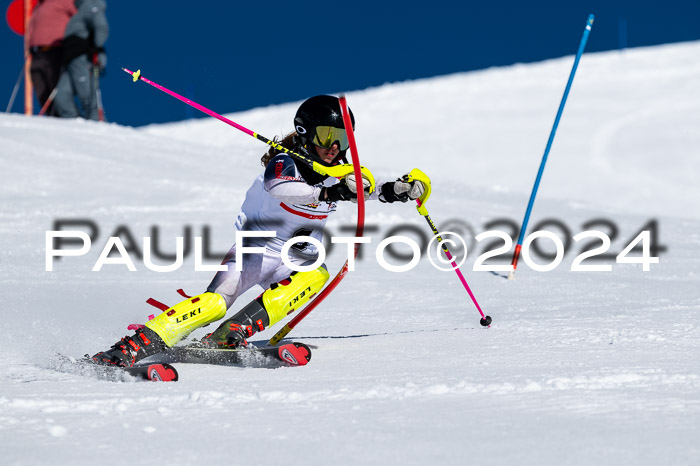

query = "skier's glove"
[320,181,356,202]
[91,51,107,71]
[345,173,372,196]
[97,52,107,70]
[379,175,426,203]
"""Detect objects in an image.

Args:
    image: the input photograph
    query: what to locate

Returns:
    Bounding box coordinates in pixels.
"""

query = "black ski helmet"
[294,95,355,165]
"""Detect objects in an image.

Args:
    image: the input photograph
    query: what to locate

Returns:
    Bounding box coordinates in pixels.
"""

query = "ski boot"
[202,296,269,348]
[92,292,229,367]
[202,266,329,348]
[91,327,166,368]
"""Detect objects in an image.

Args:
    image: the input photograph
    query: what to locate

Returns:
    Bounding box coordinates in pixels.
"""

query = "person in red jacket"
[27,0,77,116]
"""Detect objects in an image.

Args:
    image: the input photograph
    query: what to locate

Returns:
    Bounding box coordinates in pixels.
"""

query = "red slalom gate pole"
[268,95,365,345]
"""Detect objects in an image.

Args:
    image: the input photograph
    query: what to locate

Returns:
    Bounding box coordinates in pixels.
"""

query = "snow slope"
[1,41,699,465]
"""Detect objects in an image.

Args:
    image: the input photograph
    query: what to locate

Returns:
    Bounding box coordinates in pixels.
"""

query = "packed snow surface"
[1,41,699,465]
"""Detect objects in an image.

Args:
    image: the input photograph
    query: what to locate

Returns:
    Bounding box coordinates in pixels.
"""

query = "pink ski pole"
[408,170,492,327]
[122,68,359,182]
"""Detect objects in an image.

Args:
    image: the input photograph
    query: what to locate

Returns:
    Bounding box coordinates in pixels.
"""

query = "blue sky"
[3,0,699,126]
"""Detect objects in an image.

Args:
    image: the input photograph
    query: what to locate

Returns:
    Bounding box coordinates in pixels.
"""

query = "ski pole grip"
[325,164,376,194]
[407,168,431,215]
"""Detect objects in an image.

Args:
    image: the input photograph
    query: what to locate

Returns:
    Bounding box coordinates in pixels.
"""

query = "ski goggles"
[312,126,349,151]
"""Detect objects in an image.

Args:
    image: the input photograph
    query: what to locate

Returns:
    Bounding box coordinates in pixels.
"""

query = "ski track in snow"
[1,42,700,465]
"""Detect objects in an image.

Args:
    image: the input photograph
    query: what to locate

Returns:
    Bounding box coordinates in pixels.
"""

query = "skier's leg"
[91,244,266,366]
[91,292,229,367]
[30,52,51,107]
[142,238,265,348]
[68,55,98,120]
[206,242,265,309]
[203,265,330,347]
[52,68,79,118]
[30,49,63,112]
[144,292,228,347]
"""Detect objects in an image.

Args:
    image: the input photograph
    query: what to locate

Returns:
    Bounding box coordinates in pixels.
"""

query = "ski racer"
[91,95,426,367]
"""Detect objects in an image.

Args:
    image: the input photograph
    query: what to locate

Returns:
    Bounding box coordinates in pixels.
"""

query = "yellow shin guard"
[263,266,330,326]
[145,292,227,347]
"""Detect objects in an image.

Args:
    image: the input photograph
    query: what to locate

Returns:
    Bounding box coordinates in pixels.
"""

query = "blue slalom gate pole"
[508,14,594,279]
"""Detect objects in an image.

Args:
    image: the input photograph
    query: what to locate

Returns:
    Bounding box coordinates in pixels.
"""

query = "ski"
[161,342,312,367]
[53,353,178,382]
[52,342,309,382]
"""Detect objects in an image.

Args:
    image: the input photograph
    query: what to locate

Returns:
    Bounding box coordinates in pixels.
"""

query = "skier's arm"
[85,0,109,48]
[264,156,323,204]
[342,172,423,203]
